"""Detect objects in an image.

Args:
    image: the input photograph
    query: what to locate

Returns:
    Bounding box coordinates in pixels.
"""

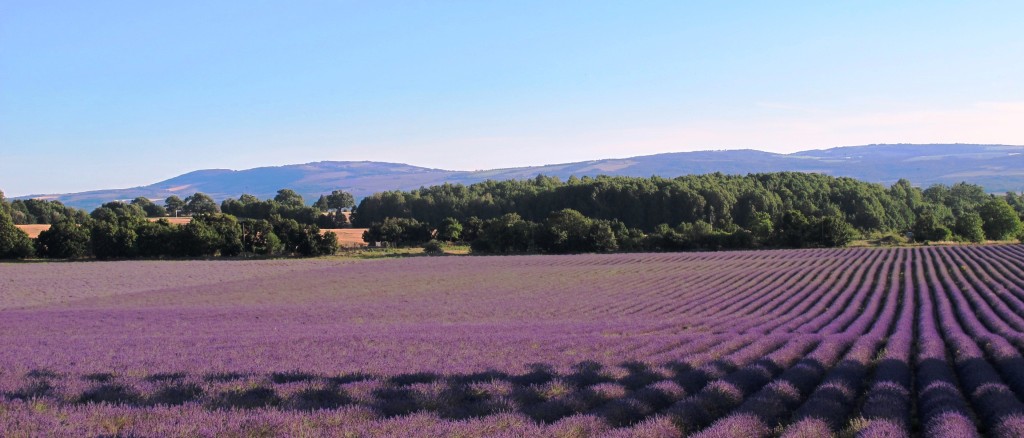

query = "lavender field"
[2,246,1024,437]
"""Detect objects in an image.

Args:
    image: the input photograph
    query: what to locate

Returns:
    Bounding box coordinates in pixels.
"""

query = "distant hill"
[17,144,1024,210]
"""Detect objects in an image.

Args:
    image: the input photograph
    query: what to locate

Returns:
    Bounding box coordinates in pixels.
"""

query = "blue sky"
[2,1,1023,196]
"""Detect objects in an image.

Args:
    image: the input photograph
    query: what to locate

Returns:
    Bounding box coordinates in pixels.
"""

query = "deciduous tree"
[35,220,90,258]
[0,208,34,259]
[184,193,219,215]
[165,196,186,216]
[131,197,168,217]
[437,217,463,242]
[90,218,141,259]
[954,212,986,243]
[979,198,1024,240]
[274,189,305,209]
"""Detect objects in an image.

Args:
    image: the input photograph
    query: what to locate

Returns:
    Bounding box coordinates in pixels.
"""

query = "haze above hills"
[18,144,1024,210]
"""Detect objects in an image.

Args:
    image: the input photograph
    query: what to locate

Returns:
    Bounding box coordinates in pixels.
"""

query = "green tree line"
[0,189,345,260]
[352,173,1024,253]
[4,175,1024,259]
[220,189,354,229]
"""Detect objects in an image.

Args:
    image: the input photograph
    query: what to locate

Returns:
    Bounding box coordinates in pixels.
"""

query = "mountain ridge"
[16,144,1024,210]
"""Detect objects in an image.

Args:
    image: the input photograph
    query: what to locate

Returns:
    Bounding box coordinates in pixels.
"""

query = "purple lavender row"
[816,249,902,339]
[724,250,864,333]
[580,254,816,322]
[770,254,902,437]
[856,249,914,438]
[581,334,766,428]
[746,249,879,334]
[970,246,1024,294]
[695,266,814,333]
[0,400,624,437]
[668,336,819,435]
[680,263,817,331]
[713,255,854,334]
[801,249,893,335]
[450,333,768,429]
[690,336,854,438]
[657,258,803,319]
[683,253,831,316]
[911,249,981,438]
[643,335,751,370]
[8,247,1024,433]
[930,246,1019,336]
[690,250,848,329]
[592,261,728,317]
[778,335,885,436]
[979,245,1024,308]
[0,343,727,429]
[923,247,1024,437]
[948,246,1024,330]
[842,248,904,339]
[696,266,815,331]
[981,245,1024,281]
[666,335,789,400]
[941,334,1024,437]
[0,335,749,432]
[778,248,884,333]
[934,247,1024,400]
[946,247,1024,372]
[716,264,827,331]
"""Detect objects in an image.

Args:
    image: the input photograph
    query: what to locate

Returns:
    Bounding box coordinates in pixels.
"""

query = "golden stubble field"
[15,217,367,247]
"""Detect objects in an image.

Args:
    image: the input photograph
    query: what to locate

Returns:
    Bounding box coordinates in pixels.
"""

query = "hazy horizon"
[9,142,1024,199]
[3,2,1023,196]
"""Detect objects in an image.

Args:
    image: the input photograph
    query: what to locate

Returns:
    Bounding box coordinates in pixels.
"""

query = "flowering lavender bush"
[2,246,1024,435]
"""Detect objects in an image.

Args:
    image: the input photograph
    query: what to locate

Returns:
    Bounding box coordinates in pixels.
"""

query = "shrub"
[807,215,857,247]
[437,217,463,242]
[912,211,952,242]
[318,231,339,256]
[89,219,140,260]
[0,209,35,259]
[470,214,536,254]
[536,209,618,253]
[423,239,444,255]
[363,217,431,247]
[954,212,986,243]
[870,231,907,246]
[135,219,178,258]
[979,198,1023,240]
[35,220,90,259]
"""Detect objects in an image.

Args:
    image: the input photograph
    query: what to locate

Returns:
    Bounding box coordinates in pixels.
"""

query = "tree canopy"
[0,208,34,259]
[131,197,168,217]
[35,220,90,259]
[273,189,305,209]
[979,198,1024,240]
[183,193,219,215]
[352,173,1024,252]
[4,172,1024,259]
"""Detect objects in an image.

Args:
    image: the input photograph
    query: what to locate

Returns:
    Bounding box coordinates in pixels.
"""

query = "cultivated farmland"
[2,246,1024,437]
[14,222,369,248]
[12,224,49,239]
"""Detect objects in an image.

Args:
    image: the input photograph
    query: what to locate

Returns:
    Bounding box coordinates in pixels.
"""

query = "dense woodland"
[2,172,1024,259]
[0,190,345,260]
[354,173,1024,253]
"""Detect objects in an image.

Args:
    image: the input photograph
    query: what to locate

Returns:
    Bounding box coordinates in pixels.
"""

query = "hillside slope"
[17,144,1024,209]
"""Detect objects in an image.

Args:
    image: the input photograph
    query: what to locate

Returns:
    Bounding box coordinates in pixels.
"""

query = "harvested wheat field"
[156,217,192,225]
[13,224,50,238]
[323,228,369,247]
[14,219,189,239]
[14,218,367,249]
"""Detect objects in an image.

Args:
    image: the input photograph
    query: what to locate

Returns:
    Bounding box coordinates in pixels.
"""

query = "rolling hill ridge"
[17,144,1024,210]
